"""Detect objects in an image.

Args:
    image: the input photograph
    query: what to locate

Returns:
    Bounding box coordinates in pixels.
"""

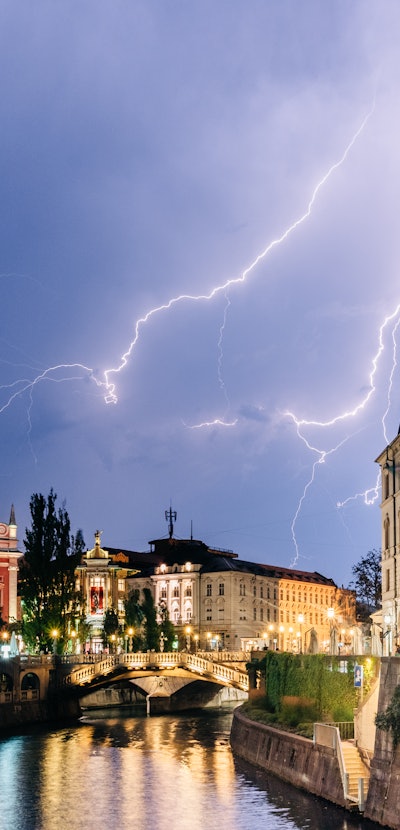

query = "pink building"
[0,505,22,623]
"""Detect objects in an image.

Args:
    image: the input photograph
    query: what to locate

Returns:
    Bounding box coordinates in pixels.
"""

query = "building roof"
[121,535,338,587]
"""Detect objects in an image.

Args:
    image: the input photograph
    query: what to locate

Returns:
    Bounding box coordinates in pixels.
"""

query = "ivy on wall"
[257,653,378,722]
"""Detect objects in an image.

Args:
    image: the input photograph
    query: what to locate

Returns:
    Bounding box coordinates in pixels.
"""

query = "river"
[0,707,383,830]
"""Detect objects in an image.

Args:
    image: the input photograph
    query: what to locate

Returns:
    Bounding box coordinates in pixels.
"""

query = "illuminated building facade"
[75,531,138,652]
[127,534,356,653]
[376,429,400,654]
[0,505,22,623]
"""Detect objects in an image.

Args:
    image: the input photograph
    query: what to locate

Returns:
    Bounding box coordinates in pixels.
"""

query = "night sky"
[1,1,399,586]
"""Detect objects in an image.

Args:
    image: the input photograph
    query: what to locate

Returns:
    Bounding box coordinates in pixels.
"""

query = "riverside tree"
[350,548,382,622]
[20,490,85,653]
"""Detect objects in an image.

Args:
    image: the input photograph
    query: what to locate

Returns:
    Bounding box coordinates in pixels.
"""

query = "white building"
[376,428,400,653]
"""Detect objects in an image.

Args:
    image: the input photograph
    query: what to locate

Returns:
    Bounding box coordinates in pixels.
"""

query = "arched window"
[21,672,40,692]
[384,514,390,550]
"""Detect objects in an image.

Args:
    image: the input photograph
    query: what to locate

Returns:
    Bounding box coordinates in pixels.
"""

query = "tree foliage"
[20,490,84,653]
[375,684,400,747]
[141,587,159,650]
[350,548,382,621]
[102,608,119,649]
[158,603,176,651]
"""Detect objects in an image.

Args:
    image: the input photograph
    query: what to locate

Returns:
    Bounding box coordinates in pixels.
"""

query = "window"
[118,599,124,613]
[219,583,224,596]
[240,583,246,597]
[384,515,390,550]
[267,586,270,599]
[160,586,167,599]
[185,585,192,597]
[273,588,277,601]
[253,608,257,620]
[185,609,191,620]
[274,609,277,622]
[386,569,390,592]
[260,608,263,621]
[173,610,179,622]
[118,579,125,591]
[172,585,179,598]
[260,586,263,598]
[253,585,257,597]
[206,583,212,597]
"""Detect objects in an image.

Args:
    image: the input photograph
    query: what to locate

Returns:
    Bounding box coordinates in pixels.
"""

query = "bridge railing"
[58,651,249,690]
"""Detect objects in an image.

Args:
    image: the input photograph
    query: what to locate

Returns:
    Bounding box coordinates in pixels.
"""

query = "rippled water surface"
[0,709,383,830]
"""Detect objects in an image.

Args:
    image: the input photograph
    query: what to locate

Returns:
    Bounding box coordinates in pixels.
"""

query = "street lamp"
[1,630,9,659]
[206,631,212,652]
[194,634,199,653]
[327,607,335,655]
[51,629,58,655]
[279,625,284,651]
[71,629,77,654]
[110,633,116,654]
[384,614,392,656]
[185,625,192,652]
[297,614,304,653]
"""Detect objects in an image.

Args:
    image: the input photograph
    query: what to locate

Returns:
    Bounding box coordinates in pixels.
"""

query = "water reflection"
[0,709,383,830]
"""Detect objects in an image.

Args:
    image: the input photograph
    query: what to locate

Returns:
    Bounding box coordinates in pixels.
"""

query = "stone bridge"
[0,652,249,715]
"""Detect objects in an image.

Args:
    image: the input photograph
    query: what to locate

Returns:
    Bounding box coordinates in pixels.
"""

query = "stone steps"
[341,741,370,800]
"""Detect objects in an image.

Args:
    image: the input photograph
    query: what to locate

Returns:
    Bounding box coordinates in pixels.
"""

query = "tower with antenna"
[165,506,177,539]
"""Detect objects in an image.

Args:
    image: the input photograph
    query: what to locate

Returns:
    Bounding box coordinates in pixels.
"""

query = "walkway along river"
[0,708,384,830]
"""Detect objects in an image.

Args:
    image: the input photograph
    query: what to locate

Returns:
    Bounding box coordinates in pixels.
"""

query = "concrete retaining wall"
[365,658,400,828]
[230,706,347,808]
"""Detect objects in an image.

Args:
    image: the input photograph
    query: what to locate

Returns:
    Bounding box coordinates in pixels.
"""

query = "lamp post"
[51,629,58,656]
[268,624,274,650]
[1,630,9,659]
[297,614,304,653]
[384,613,392,656]
[71,629,77,655]
[185,625,192,652]
[206,631,212,653]
[127,627,134,653]
[215,634,220,659]
[159,631,165,653]
[194,634,199,653]
[110,633,116,655]
[327,607,335,655]
[279,625,284,651]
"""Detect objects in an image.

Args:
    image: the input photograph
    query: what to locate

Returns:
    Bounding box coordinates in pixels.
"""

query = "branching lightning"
[3,100,388,568]
[102,105,374,406]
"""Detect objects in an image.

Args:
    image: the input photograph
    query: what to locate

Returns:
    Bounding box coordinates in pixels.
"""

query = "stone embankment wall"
[0,696,81,731]
[365,657,400,828]
[230,706,346,808]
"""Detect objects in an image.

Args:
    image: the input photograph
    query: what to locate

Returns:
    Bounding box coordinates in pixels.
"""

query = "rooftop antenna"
[190,519,193,541]
[165,506,177,539]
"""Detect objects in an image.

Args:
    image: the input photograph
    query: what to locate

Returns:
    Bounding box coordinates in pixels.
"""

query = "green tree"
[102,608,119,651]
[20,490,84,653]
[141,588,159,650]
[158,603,175,651]
[124,589,144,651]
[350,548,382,621]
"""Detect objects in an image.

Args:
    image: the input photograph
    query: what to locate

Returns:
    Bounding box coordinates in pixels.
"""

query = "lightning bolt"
[287,302,400,561]
[1,102,381,565]
[102,104,375,406]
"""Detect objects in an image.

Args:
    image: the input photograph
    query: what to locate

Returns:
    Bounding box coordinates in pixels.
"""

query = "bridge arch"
[21,672,40,692]
[0,671,13,692]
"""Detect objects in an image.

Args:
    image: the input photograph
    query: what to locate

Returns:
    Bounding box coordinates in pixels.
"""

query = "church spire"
[9,504,16,525]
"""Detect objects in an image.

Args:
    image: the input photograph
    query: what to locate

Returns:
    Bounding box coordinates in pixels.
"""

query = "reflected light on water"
[0,710,383,830]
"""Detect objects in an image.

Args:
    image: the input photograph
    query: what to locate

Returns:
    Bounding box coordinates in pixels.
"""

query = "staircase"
[341,741,370,804]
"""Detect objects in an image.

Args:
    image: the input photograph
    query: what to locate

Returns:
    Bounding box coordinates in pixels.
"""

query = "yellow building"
[127,534,356,654]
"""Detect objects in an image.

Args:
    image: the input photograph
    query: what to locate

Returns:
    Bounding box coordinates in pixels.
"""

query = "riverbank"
[230,705,350,810]
[0,695,82,732]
